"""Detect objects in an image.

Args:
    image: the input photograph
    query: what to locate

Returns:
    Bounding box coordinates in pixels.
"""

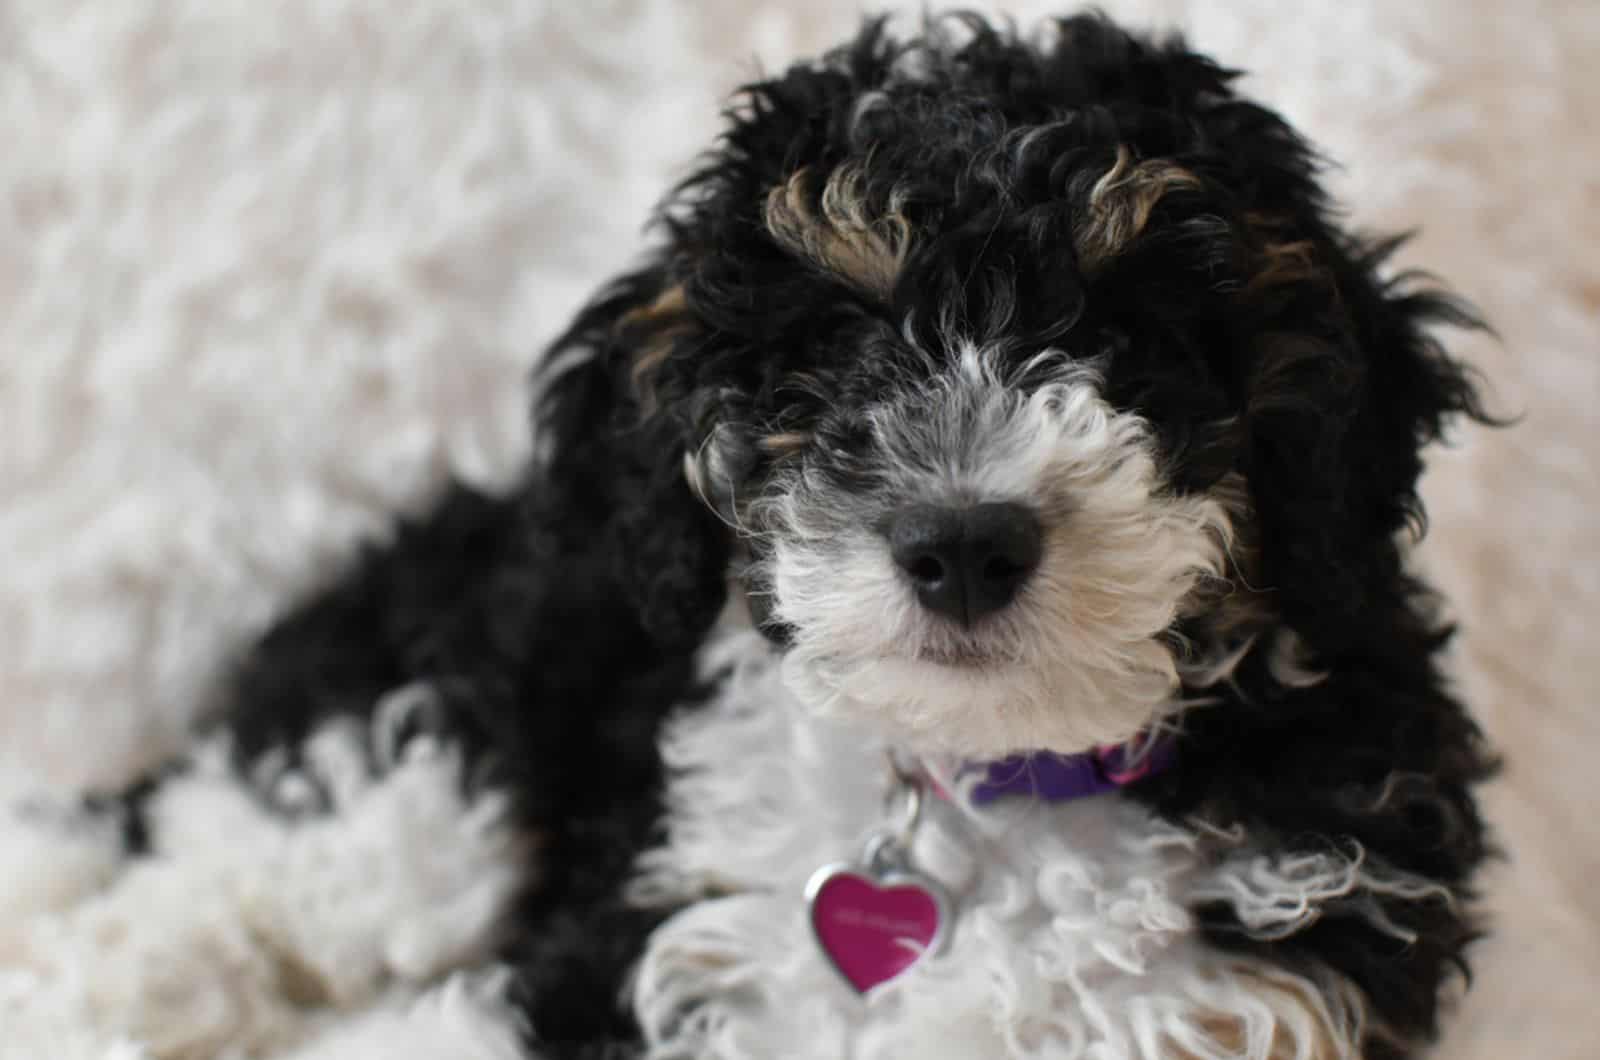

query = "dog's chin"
[778,642,1176,760]
[912,640,1010,670]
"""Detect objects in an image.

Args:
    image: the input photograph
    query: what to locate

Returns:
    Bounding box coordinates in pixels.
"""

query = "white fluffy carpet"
[1,1,1594,1056]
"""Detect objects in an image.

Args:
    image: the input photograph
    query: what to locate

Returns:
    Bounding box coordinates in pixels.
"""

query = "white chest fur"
[627,631,1361,1060]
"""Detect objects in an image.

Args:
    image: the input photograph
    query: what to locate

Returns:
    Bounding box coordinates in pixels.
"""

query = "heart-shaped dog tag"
[805,835,951,993]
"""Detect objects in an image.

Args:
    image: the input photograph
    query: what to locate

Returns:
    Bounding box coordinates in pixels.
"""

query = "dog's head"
[534,16,1487,757]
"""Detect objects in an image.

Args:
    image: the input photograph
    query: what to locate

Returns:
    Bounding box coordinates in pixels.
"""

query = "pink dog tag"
[805,835,950,993]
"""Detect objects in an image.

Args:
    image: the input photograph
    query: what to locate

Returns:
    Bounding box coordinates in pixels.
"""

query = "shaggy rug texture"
[0,0,1594,1056]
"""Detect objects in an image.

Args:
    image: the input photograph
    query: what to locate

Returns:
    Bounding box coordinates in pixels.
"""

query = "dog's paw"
[248,680,501,819]
[0,686,539,1058]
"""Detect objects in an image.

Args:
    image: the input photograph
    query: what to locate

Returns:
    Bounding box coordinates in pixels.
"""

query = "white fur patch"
[757,351,1233,758]
[0,783,129,955]
[0,970,152,1060]
[630,631,1398,1060]
[272,970,532,1060]
[0,699,531,1058]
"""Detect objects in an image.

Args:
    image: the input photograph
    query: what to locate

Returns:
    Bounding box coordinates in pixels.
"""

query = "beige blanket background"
[1,1,1594,1054]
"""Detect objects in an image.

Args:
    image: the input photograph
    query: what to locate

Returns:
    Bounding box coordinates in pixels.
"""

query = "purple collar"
[965,736,1176,805]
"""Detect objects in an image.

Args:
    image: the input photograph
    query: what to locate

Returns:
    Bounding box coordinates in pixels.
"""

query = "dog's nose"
[887,502,1042,625]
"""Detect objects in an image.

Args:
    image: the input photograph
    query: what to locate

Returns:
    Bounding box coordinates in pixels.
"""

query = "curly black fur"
[115,12,1497,1057]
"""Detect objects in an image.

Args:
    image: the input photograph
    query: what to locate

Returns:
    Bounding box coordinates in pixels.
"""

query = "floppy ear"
[1239,224,1490,653]
[1079,52,1501,650]
[528,265,731,649]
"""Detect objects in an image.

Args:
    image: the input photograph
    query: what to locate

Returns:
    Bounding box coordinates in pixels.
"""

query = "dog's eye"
[817,418,876,458]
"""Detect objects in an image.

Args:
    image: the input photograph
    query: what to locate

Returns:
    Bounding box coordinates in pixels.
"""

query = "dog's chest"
[625,631,1245,1060]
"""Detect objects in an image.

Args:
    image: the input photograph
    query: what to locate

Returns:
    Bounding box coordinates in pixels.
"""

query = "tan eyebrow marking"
[764,163,913,301]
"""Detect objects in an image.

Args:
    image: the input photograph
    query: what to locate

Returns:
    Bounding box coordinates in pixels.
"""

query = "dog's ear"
[1056,32,1495,653]
[529,265,731,649]
[1237,223,1491,652]
[1051,35,1499,652]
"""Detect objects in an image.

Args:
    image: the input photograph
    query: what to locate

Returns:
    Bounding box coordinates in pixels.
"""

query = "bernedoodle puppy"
[7,12,1499,1060]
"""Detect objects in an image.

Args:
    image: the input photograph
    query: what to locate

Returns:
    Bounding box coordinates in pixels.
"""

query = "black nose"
[886,502,1043,626]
